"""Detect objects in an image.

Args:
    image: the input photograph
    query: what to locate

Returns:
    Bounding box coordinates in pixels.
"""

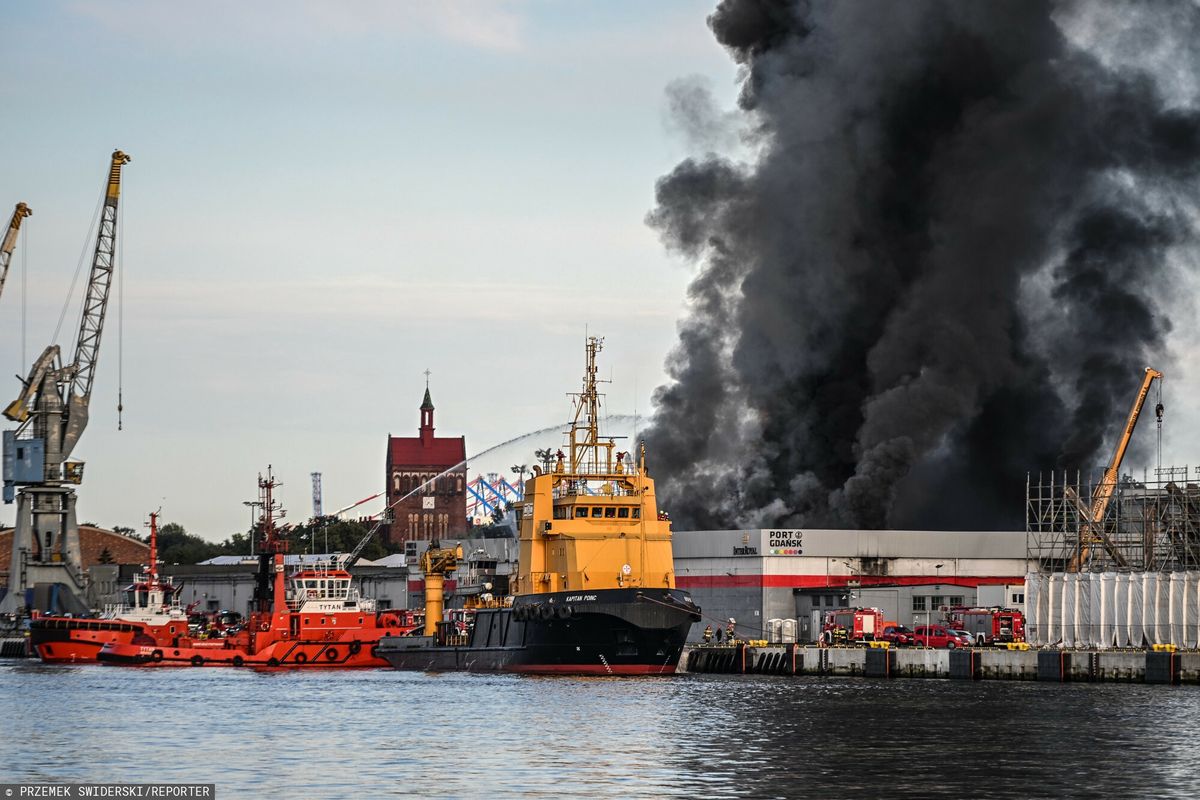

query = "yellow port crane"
[1067,366,1163,572]
[420,542,463,637]
[0,202,33,306]
[0,152,130,615]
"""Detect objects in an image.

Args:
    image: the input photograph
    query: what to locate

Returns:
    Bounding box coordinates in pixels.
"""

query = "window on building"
[912,596,927,611]
[1012,593,1025,605]
[949,596,964,608]
[824,595,834,607]
[931,595,944,609]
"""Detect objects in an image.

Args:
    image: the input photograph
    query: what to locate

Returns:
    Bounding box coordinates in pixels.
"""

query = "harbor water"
[1,662,1197,799]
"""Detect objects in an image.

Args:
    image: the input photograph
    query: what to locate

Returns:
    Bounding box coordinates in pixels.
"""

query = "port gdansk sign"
[732,530,805,556]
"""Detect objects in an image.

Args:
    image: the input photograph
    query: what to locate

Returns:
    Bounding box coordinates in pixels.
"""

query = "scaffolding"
[1027,465,1200,573]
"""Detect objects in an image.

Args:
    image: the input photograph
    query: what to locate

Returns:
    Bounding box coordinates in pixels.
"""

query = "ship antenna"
[568,335,607,473]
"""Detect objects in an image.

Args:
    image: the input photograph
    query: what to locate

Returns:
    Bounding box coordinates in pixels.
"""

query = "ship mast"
[146,511,160,591]
[567,336,614,475]
[253,467,289,617]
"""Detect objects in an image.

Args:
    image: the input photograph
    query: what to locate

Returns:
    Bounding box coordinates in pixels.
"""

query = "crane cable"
[52,181,106,346]
[20,213,28,368]
[1155,377,1164,477]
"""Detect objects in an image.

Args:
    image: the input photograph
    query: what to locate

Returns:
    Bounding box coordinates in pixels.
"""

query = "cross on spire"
[424,368,431,388]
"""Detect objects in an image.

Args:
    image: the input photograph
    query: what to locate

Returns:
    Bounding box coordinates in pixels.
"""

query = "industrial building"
[673,529,1029,642]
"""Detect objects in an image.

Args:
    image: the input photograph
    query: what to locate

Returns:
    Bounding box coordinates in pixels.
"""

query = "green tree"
[156,522,224,564]
[285,517,399,561]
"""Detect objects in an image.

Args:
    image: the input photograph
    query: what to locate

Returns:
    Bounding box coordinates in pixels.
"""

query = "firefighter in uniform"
[702,624,713,645]
[726,618,736,644]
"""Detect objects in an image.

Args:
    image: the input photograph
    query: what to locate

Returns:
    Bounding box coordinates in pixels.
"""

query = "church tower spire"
[420,369,434,446]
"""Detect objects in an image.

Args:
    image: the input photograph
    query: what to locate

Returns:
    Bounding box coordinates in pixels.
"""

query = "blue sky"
[0,1,739,536]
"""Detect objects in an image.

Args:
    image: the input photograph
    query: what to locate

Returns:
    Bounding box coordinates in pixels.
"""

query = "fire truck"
[947,608,1025,645]
[821,608,884,645]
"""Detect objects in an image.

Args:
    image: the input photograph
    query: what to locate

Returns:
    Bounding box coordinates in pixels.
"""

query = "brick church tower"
[385,383,467,544]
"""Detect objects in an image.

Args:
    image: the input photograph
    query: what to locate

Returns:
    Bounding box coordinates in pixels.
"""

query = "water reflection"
[0,664,1196,799]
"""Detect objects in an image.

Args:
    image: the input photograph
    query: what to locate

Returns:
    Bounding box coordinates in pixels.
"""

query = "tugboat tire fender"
[538,604,554,622]
[151,649,164,662]
[267,658,280,667]
[370,645,381,659]
[555,605,573,620]
[190,655,204,667]
[348,640,362,655]
[295,652,308,664]
[232,655,244,667]
[325,648,339,661]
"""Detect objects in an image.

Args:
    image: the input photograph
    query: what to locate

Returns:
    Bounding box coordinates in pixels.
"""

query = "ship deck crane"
[1066,366,1163,572]
[0,151,130,615]
[420,542,462,637]
[0,202,32,306]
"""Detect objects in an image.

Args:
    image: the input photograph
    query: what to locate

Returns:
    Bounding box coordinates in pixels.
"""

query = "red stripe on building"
[676,574,1024,589]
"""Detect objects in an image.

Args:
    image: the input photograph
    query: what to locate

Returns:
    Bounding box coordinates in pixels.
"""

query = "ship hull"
[97,627,411,669]
[377,588,700,675]
[30,618,145,663]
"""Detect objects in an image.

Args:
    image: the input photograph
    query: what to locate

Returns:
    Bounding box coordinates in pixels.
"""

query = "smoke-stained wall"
[645,0,1200,531]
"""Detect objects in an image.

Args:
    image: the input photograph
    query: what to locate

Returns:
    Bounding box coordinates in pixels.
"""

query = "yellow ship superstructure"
[515,336,675,597]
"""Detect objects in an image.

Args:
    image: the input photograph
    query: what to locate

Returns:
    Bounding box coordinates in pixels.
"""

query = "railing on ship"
[551,478,638,500]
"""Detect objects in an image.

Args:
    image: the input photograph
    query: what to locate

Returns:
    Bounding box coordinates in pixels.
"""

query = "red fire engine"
[821,608,884,645]
[947,608,1025,645]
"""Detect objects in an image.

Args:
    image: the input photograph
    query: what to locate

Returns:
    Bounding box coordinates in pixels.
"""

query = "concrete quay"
[679,643,1200,685]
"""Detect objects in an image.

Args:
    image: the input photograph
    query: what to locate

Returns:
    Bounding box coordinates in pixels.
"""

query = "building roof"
[0,525,150,573]
[197,553,380,566]
[388,434,466,467]
[369,553,408,568]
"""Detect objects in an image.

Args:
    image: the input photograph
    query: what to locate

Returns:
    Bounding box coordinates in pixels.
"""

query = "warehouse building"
[672,529,1030,642]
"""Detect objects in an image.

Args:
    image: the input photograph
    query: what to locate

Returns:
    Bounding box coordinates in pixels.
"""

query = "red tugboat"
[29,511,191,663]
[99,469,417,668]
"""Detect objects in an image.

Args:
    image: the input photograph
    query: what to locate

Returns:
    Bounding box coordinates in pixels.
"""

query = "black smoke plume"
[645,0,1200,531]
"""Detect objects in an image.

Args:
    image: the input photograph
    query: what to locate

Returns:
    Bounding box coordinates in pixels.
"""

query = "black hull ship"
[377,587,698,674]
[377,337,701,676]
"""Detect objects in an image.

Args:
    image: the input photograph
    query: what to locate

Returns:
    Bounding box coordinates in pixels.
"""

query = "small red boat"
[99,469,418,668]
[30,512,191,663]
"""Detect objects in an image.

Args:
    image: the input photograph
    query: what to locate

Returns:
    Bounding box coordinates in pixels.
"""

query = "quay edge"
[679,644,1200,685]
